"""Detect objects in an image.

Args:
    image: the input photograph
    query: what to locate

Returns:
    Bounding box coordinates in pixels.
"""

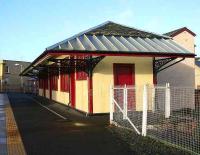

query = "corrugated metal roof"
[46,21,193,55]
[47,34,192,54]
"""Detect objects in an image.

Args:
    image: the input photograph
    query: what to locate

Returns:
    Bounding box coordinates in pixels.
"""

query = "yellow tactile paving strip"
[5,95,26,155]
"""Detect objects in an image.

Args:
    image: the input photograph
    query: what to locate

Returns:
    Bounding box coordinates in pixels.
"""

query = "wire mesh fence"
[110,84,200,154]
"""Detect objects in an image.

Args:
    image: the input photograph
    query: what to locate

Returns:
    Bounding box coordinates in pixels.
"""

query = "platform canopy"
[21,21,195,77]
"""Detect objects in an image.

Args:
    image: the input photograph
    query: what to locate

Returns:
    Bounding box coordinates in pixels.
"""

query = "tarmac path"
[7,93,133,155]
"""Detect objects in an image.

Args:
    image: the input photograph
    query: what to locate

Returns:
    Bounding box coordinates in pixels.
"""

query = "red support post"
[88,71,93,114]
[153,73,157,85]
[70,56,76,108]
[43,79,46,97]
[49,76,52,100]
[153,57,157,85]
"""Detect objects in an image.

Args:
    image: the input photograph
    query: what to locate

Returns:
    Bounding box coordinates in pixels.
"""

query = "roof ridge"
[164,27,196,37]
[105,21,171,38]
[164,27,185,35]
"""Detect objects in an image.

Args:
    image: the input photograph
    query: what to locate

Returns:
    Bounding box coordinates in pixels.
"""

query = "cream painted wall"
[52,90,69,105]
[93,56,153,113]
[39,88,43,96]
[158,30,195,87]
[51,75,70,105]
[0,60,3,78]
[173,31,195,52]
[38,74,69,105]
[0,61,3,91]
[39,56,153,114]
[45,90,50,99]
[195,65,200,89]
[173,31,195,69]
[75,80,88,112]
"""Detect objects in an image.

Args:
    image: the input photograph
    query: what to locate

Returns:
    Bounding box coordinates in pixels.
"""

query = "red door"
[113,64,135,110]
[114,64,134,86]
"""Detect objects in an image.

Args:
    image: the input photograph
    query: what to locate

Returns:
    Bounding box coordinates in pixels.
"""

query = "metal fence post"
[165,83,170,118]
[123,84,127,119]
[110,85,114,124]
[142,84,148,136]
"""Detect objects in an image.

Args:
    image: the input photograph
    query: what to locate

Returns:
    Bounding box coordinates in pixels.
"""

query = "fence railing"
[110,84,200,154]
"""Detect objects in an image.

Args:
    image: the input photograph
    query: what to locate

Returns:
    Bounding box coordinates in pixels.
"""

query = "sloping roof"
[48,34,192,54]
[45,21,193,55]
[21,21,196,77]
[164,27,196,37]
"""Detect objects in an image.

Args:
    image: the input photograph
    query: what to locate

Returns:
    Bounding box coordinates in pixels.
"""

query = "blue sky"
[0,0,199,62]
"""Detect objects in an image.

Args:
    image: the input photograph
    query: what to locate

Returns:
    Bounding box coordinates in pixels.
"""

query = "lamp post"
[15,63,23,91]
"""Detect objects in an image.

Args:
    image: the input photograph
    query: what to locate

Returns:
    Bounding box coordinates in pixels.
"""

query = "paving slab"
[0,144,7,155]
[0,131,6,138]
[0,121,6,128]
[0,94,8,155]
[0,137,6,144]
[0,93,26,155]
[0,113,5,117]
[0,111,5,115]
[0,117,5,121]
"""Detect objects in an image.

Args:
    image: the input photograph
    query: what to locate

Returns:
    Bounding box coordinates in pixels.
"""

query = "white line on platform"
[30,98,67,120]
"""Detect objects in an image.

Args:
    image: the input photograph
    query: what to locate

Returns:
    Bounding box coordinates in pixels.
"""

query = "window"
[76,71,87,80]
[60,73,69,92]
[5,66,9,73]
[76,55,88,80]
[44,78,48,89]
[51,75,58,90]
[39,78,48,89]
[39,79,44,89]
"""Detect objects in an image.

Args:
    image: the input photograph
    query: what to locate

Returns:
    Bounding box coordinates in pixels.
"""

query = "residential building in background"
[195,57,200,88]
[0,60,36,92]
[157,27,196,87]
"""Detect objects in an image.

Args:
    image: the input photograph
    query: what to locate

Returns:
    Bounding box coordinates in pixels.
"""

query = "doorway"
[113,64,135,110]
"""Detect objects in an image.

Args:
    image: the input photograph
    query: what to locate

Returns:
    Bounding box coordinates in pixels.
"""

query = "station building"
[21,21,195,114]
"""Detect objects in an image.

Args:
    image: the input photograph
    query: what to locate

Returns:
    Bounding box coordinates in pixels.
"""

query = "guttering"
[47,50,195,58]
